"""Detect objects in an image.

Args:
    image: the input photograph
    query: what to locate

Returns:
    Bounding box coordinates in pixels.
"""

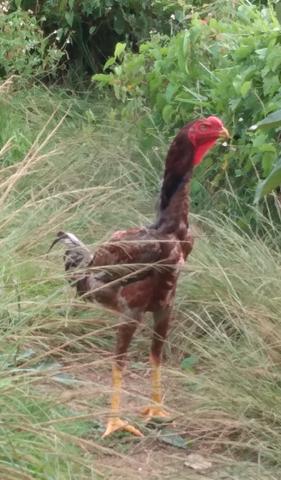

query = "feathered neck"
[153,126,194,237]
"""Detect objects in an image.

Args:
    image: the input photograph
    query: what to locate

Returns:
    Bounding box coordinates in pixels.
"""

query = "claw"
[102,417,143,438]
[141,405,170,421]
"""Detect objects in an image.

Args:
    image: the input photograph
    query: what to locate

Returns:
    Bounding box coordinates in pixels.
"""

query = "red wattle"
[193,139,217,165]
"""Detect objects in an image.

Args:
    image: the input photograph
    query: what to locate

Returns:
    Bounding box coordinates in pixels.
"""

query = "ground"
[31,311,279,480]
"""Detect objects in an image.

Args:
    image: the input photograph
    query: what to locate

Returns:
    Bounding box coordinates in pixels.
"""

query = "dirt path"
[38,346,275,480]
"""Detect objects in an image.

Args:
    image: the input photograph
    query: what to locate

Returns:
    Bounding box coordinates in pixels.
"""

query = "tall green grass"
[0,83,281,479]
[175,214,281,466]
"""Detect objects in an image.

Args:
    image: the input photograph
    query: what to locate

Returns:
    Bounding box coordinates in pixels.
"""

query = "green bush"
[255,109,281,202]
[93,3,281,222]
[12,0,192,75]
[0,7,65,78]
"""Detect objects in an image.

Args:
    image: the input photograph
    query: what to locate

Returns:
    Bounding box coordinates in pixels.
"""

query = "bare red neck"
[153,126,217,236]
[153,127,194,235]
[193,139,217,165]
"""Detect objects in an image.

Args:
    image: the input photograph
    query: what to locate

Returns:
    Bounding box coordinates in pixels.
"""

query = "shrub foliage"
[94,3,281,216]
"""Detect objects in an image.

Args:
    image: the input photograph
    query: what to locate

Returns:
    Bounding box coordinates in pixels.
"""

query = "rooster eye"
[200,124,208,131]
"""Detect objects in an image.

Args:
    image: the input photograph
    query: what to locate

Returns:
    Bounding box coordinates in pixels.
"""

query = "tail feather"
[48,231,93,282]
[48,231,88,252]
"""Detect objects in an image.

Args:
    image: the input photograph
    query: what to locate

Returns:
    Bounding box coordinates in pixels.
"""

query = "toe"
[124,424,144,437]
[102,418,143,438]
[141,406,169,419]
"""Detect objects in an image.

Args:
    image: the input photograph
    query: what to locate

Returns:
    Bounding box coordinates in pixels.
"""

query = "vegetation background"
[1,1,281,479]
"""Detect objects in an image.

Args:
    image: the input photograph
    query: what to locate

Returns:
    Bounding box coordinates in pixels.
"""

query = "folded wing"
[49,227,182,288]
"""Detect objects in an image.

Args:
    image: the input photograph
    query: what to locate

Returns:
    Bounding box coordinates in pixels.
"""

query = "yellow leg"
[110,363,122,414]
[151,353,162,403]
[102,364,143,438]
[141,355,169,420]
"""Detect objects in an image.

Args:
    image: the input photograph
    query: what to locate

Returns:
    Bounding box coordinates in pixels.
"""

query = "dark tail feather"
[48,231,87,253]
[48,231,93,282]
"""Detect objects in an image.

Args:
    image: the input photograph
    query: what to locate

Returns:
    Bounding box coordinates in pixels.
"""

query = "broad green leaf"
[114,42,126,60]
[259,144,276,154]
[180,355,199,370]
[233,75,242,94]
[262,154,273,177]
[256,109,281,129]
[68,0,74,9]
[103,57,115,71]
[159,432,187,449]
[162,104,173,123]
[149,76,162,96]
[113,12,125,35]
[264,46,281,73]
[55,28,64,41]
[165,83,177,102]
[65,11,74,26]
[92,73,112,85]
[114,65,122,76]
[235,44,254,60]
[252,133,267,147]
[182,31,189,57]
[240,80,252,97]
[255,158,281,203]
[263,75,280,96]
[255,48,267,59]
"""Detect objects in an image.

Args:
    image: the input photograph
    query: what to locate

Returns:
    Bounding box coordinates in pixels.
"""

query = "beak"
[219,126,230,139]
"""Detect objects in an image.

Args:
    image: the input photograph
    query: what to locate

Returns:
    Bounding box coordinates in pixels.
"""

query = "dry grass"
[0,84,281,479]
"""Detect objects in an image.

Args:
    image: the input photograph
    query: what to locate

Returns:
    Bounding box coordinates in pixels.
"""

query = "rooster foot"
[141,405,170,421]
[102,418,143,438]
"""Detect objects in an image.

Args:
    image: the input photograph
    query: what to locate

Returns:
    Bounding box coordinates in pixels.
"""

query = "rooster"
[49,116,229,437]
